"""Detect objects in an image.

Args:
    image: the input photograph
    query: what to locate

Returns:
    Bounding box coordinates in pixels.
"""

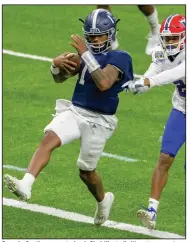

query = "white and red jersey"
[144,44,185,114]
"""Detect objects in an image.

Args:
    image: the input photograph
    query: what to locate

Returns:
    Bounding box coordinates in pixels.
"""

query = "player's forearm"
[148,61,185,87]
[81,51,110,91]
[91,68,110,91]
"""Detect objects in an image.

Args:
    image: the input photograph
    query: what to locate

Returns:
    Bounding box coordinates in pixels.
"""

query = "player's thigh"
[77,121,114,171]
[44,110,81,146]
[161,108,186,157]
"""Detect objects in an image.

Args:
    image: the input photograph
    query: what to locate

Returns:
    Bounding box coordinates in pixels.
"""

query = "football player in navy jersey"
[4,9,133,225]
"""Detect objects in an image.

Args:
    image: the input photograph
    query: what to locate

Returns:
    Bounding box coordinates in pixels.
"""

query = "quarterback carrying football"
[4,9,134,225]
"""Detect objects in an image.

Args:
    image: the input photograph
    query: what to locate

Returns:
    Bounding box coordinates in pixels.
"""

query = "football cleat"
[137,207,157,229]
[4,174,31,201]
[94,192,114,225]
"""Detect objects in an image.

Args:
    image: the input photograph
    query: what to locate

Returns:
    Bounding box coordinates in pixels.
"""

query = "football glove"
[122,79,149,94]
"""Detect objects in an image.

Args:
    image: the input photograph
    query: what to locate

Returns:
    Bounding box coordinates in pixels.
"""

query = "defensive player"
[97,5,160,54]
[125,14,186,229]
[4,9,134,225]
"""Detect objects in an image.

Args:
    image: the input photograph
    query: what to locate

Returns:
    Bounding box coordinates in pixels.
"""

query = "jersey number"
[173,80,186,97]
[79,65,88,85]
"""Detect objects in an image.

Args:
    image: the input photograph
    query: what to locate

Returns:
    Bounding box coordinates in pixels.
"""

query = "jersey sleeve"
[106,50,134,81]
[144,62,163,78]
[149,61,185,87]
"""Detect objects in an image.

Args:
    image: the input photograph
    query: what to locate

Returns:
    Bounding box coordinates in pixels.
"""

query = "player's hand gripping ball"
[53,52,81,74]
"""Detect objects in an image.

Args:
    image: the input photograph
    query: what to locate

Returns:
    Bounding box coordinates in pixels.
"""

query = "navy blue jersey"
[72,50,134,115]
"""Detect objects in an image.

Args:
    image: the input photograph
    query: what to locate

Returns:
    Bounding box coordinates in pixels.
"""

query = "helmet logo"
[90,28,100,33]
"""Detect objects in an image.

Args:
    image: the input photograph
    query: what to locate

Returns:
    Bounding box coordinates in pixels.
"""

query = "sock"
[97,194,107,208]
[21,173,35,189]
[148,197,159,212]
[146,7,159,35]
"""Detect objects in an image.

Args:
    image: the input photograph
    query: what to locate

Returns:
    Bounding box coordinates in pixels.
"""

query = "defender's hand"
[122,79,148,94]
[70,34,88,55]
[52,52,78,74]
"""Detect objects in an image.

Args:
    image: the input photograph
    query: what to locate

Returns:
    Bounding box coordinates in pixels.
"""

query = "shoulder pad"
[152,45,166,63]
[177,50,185,61]
[109,49,131,57]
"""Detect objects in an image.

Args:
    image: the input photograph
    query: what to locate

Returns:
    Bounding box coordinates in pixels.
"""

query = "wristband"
[81,51,100,73]
[149,77,157,88]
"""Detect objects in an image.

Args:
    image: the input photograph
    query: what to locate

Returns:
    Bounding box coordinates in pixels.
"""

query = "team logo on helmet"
[89,28,101,33]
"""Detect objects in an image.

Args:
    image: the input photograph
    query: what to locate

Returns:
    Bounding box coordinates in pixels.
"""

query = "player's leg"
[138,5,160,55]
[4,108,81,201]
[79,172,115,227]
[79,168,114,225]
[97,5,112,12]
[77,120,115,225]
[96,5,119,50]
[4,130,61,201]
[26,131,61,178]
[137,153,175,229]
[137,108,186,229]
[79,169,105,202]
[138,5,159,35]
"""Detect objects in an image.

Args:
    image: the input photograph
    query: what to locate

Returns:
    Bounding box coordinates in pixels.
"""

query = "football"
[67,53,81,73]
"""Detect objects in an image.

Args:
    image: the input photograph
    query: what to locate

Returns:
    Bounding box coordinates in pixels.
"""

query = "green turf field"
[3,4,185,239]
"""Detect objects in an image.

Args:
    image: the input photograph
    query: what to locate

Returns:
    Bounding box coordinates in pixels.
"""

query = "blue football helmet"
[80,9,120,54]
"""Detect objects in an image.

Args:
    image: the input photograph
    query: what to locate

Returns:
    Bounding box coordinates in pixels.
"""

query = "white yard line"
[3,197,184,239]
[3,151,139,175]
[3,165,26,172]
[3,49,143,79]
[2,150,139,173]
[2,150,138,175]
[3,49,52,62]
[101,152,137,162]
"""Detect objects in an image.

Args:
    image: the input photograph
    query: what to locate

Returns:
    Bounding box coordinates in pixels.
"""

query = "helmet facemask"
[160,31,185,56]
[84,27,116,54]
